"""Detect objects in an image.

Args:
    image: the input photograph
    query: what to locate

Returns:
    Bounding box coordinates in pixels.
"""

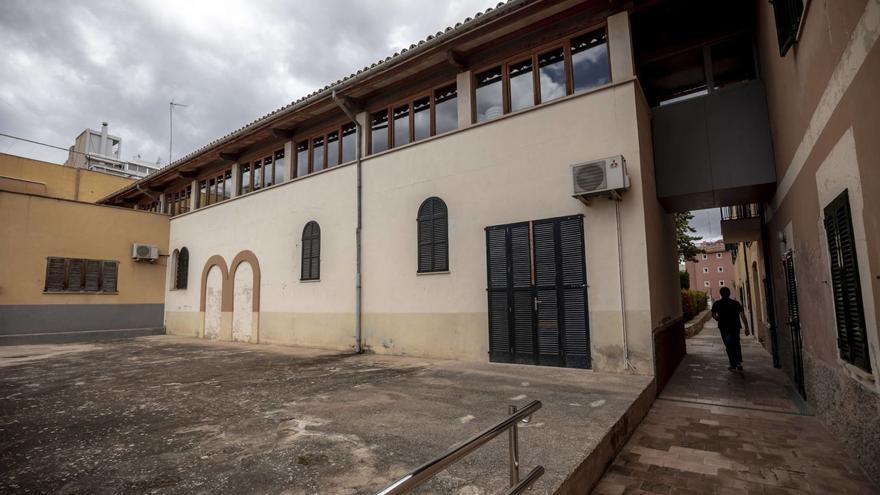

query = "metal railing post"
[375,400,543,495]
[508,405,520,487]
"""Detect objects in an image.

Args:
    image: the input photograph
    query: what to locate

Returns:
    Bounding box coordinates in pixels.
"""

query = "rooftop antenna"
[169,98,188,165]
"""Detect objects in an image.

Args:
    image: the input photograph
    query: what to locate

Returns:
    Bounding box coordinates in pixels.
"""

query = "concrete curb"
[684,309,713,338]
[0,327,165,346]
[556,379,657,494]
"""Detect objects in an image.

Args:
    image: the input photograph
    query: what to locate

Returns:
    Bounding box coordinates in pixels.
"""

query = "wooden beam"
[218,152,240,162]
[446,48,469,70]
[336,95,365,113]
[176,170,198,179]
[271,127,295,139]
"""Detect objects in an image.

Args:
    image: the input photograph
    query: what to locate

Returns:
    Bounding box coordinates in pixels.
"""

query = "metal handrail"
[376,400,544,495]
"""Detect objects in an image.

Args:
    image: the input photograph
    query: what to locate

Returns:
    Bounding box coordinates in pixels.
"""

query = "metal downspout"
[332,90,363,354]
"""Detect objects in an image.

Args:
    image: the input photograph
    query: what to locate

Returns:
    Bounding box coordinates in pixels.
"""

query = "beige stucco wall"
[759,0,880,388]
[757,0,880,482]
[0,191,169,306]
[0,153,133,203]
[730,240,769,346]
[634,85,682,330]
[164,79,677,374]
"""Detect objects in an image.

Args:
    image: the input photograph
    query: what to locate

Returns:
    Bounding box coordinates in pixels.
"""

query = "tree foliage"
[675,212,703,262]
[681,289,709,321]
[679,270,690,290]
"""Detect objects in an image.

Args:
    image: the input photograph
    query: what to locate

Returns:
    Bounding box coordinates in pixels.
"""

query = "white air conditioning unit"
[571,155,629,204]
[132,243,159,261]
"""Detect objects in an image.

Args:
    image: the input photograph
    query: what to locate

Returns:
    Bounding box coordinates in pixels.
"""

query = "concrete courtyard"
[0,336,653,494]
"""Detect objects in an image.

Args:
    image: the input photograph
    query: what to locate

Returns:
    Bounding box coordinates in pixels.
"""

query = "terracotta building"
[685,242,734,299]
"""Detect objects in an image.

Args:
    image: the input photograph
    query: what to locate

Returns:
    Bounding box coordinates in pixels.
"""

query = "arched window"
[175,247,189,289]
[301,221,321,281]
[417,197,448,273]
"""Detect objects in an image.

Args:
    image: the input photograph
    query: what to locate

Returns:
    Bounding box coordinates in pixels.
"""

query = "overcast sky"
[0,1,723,238]
[0,0,501,165]
[690,208,722,242]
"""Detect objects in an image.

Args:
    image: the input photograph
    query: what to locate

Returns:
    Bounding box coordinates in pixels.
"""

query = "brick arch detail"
[199,255,231,312]
[230,250,261,312]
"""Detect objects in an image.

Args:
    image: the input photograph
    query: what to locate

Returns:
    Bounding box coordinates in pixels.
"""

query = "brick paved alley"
[592,321,880,494]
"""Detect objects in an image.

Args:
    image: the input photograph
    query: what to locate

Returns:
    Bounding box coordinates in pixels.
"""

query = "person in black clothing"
[711,287,750,371]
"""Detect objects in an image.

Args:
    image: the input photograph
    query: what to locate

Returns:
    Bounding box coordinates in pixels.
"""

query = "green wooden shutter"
[301,221,320,280]
[417,197,448,272]
[176,248,189,289]
[824,190,870,371]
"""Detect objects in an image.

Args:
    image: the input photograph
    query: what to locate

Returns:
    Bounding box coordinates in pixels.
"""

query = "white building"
[65,122,160,179]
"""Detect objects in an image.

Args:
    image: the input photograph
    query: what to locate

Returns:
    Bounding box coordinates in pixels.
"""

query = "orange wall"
[0,153,133,203]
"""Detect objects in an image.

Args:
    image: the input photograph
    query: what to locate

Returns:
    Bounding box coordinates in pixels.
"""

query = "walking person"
[711,287,750,371]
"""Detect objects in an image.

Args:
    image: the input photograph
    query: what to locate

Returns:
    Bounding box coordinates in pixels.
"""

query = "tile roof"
[103,0,533,202]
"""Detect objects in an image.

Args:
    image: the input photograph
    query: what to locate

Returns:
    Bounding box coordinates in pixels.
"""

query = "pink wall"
[685,247,734,299]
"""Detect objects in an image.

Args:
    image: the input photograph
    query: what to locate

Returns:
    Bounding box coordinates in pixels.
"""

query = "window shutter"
[824,191,870,371]
[177,248,189,289]
[45,257,66,292]
[84,260,101,291]
[311,233,321,279]
[67,259,84,291]
[302,226,313,278]
[418,198,434,272]
[432,202,448,271]
[101,261,118,292]
[772,0,805,56]
[301,221,320,280]
[418,214,432,272]
[417,197,448,272]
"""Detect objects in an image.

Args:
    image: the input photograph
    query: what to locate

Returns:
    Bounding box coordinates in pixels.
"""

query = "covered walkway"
[593,321,879,494]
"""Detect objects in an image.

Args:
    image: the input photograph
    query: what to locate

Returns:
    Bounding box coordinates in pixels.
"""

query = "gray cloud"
[0,0,499,165]
[690,208,722,242]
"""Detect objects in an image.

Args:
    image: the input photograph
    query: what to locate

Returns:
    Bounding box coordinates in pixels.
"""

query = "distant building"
[685,242,734,299]
[64,122,160,179]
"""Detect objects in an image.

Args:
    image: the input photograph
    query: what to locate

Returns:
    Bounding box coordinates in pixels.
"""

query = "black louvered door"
[558,217,590,368]
[533,221,561,366]
[486,215,590,369]
[486,226,512,362]
[783,252,805,397]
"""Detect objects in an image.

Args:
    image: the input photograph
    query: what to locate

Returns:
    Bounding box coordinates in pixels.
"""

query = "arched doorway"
[232,261,254,342]
[200,255,229,340]
[204,265,224,340]
[230,250,261,344]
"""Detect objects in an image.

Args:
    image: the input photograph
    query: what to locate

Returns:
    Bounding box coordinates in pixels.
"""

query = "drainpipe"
[614,199,632,371]
[331,90,363,354]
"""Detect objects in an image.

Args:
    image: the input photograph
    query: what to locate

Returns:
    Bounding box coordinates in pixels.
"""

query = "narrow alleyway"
[592,320,879,494]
